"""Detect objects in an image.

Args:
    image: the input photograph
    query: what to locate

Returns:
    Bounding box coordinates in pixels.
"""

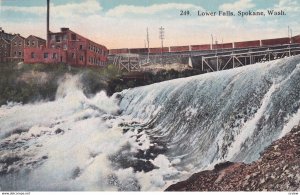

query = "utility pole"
[159,26,165,65]
[147,27,150,63]
[222,38,224,52]
[211,34,214,50]
[288,26,293,43]
[215,38,218,55]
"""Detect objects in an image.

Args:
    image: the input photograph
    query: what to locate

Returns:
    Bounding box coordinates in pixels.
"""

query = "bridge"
[110,43,300,72]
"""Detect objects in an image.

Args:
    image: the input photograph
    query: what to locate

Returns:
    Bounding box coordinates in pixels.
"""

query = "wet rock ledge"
[166,125,300,191]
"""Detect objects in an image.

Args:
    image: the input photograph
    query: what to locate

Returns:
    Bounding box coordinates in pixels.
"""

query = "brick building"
[0,28,15,41]
[24,47,67,64]
[0,38,11,63]
[0,27,48,63]
[8,34,25,62]
[25,35,46,49]
[24,28,108,67]
[0,28,14,63]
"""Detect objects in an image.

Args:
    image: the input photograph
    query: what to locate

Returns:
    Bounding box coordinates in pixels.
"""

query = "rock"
[42,156,48,160]
[214,161,234,172]
[165,124,300,191]
[55,128,64,134]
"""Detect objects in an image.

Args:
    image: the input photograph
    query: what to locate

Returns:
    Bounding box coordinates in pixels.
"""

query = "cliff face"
[166,125,300,191]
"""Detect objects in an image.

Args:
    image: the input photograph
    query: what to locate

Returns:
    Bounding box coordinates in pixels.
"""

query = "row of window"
[51,35,68,42]
[12,41,39,47]
[88,56,105,66]
[31,52,58,59]
[43,53,58,59]
[88,44,106,55]
[26,41,36,46]
[14,41,23,46]
[50,44,84,51]
[14,51,22,56]
[48,43,107,56]
[50,44,69,50]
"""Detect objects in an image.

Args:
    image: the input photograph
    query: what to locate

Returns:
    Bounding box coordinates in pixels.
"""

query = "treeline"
[107,69,204,95]
[0,62,204,106]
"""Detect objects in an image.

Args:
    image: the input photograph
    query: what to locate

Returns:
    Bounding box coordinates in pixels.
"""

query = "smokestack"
[47,0,50,46]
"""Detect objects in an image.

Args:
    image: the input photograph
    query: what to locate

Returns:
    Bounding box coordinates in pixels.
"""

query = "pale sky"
[0,0,299,49]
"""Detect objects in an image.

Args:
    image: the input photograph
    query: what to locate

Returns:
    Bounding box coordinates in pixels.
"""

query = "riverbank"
[0,62,203,106]
[166,124,300,191]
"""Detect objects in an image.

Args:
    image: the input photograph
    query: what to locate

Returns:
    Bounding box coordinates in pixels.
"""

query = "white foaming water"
[1,56,300,191]
[0,74,178,191]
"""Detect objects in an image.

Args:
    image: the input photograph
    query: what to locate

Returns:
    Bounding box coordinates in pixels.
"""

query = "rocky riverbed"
[166,125,300,191]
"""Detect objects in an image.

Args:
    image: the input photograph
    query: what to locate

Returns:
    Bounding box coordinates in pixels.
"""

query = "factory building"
[23,0,108,67]
[24,28,108,67]
[0,28,47,63]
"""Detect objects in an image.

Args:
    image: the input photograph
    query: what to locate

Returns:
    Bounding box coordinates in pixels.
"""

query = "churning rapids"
[1,56,300,191]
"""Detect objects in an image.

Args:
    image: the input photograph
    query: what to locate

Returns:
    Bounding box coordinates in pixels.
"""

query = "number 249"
[180,10,190,16]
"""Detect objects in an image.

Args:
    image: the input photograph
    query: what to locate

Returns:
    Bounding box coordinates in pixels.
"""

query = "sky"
[0,0,299,49]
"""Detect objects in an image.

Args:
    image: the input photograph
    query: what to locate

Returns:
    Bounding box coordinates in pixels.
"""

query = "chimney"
[61,28,69,32]
[47,0,50,46]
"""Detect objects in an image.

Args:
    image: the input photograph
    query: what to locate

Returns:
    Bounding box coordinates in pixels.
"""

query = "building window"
[80,56,83,61]
[14,51,17,56]
[71,34,76,40]
[31,52,35,58]
[51,35,55,41]
[14,42,17,46]
[55,35,61,43]
[53,53,57,59]
[19,42,22,46]
[32,41,35,46]
[79,45,83,50]
[71,53,75,59]
[44,53,48,58]
[27,41,30,46]
[18,51,22,56]
[63,44,67,50]
[63,35,67,40]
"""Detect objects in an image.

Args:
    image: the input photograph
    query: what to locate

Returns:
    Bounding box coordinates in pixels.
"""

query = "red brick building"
[24,28,108,67]
[24,47,67,64]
